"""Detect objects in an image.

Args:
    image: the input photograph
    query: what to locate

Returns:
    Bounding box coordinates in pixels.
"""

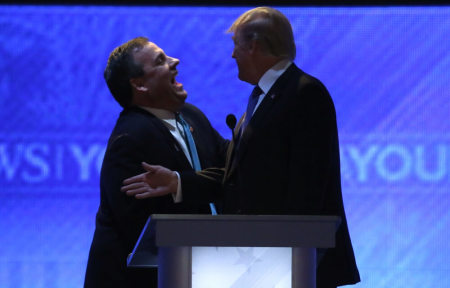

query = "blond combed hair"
[228,7,296,60]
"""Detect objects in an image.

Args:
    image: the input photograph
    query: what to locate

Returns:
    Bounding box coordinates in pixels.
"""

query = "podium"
[128,214,340,288]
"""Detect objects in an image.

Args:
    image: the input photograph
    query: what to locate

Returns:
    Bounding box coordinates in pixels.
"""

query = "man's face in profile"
[132,42,187,112]
[231,29,254,84]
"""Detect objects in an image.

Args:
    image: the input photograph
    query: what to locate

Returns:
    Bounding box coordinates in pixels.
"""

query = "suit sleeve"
[100,134,173,247]
[179,167,225,204]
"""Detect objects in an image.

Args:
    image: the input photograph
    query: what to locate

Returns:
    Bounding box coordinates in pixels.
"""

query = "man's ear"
[247,39,258,55]
[130,77,148,92]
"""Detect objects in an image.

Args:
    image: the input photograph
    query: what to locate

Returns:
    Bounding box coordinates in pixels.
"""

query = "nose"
[168,56,180,68]
[231,47,236,59]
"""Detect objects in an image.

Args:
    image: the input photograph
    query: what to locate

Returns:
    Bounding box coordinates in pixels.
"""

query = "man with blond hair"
[123,8,360,288]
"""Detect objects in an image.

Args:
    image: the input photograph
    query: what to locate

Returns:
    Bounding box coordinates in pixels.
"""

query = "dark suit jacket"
[84,104,228,288]
[181,64,360,287]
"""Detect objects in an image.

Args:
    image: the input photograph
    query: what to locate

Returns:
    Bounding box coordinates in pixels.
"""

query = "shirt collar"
[258,59,293,94]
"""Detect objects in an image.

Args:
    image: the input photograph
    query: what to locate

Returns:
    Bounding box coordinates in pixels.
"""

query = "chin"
[178,90,188,101]
[239,75,252,84]
[237,71,250,83]
[176,91,187,104]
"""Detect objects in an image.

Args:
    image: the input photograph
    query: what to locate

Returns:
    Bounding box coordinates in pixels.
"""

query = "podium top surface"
[150,214,340,247]
[151,214,340,223]
[128,214,340,267]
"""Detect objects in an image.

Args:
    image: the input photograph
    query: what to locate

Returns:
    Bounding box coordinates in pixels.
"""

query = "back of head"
[228,7,296,61]
[104,37,149,108]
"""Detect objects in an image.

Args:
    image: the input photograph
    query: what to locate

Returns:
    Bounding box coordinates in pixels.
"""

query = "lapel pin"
[190,126,194,133]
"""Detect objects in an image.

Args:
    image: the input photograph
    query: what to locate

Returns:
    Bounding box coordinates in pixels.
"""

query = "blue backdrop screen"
[0,5,449,288]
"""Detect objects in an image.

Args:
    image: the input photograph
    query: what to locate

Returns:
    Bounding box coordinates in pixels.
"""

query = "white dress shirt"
[252,59,293,114]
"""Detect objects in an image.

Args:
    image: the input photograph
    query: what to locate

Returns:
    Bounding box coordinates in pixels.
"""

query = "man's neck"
[253,55,285,84]
[131,95,180,114]
[139,106,176,120]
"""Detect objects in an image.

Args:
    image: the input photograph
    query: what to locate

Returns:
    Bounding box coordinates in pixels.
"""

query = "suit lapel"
[227,64,300,177]
[130,107,192,169]
[224,114,244,174]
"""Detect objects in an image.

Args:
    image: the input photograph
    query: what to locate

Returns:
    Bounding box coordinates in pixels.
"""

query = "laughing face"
[131,42,187,112]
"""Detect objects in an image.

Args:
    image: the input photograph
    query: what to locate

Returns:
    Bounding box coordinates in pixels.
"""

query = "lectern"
[128,214,340,288]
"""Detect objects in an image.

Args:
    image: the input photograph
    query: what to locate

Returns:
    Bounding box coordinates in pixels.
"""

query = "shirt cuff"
[172,171,183,203]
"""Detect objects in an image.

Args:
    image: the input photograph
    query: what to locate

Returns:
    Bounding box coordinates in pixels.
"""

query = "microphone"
[226,114,237,143]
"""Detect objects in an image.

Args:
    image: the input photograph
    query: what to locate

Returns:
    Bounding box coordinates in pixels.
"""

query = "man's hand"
[121,162,178,199]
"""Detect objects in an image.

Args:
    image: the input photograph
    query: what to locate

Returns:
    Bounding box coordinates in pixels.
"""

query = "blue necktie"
[176,114,217,215]
[241,85,262,134]
[232,85,262,169]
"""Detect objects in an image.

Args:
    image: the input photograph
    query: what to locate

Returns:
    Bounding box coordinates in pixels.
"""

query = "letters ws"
[0,143,105,184]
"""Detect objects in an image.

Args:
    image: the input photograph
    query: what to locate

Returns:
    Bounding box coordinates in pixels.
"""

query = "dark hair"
[104,37,149,108]
[228,7,296,61]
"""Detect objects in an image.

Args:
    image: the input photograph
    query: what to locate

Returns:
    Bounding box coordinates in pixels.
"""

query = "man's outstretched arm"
[121,162,178,199]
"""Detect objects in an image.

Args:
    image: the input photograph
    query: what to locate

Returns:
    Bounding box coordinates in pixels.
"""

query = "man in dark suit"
[84,37,228,288]
[122,7,360,288]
